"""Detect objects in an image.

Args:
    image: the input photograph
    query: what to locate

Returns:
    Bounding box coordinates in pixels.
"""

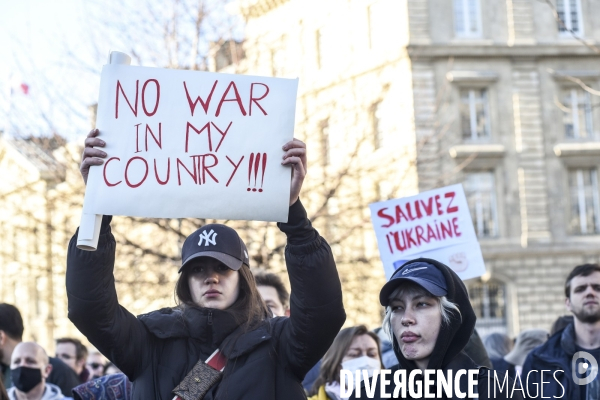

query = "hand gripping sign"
[369,184,486,280]
[78,55,299,250]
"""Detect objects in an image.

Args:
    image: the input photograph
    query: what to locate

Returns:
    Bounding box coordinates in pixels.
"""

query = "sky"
[0,0,97,140]
[0,0,242,142]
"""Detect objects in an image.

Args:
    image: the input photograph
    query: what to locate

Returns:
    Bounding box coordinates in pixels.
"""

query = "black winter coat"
[521,323,578,399]
[66,200,346,400]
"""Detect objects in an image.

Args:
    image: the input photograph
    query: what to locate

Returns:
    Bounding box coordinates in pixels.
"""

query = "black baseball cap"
[379,261,448,306]
[179,224,250,273]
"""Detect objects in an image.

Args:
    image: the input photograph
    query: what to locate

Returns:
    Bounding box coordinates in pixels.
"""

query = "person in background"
[523,264,600,399]
[490,329,548,379]
[308,325,382,400]
[550,315,574,336]
[482,332,513,360]
[55,339,88,384]
[7,342,71,400]
[254,270,290,317]
[0,304,80,396]
[85,352,105,381]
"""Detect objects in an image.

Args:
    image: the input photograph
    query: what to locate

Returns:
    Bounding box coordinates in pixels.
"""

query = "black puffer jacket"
[350,258,522,400]
[66,200,345,400]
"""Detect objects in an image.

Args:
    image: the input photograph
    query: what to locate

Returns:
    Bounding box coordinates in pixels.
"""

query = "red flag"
[20,83,29,95]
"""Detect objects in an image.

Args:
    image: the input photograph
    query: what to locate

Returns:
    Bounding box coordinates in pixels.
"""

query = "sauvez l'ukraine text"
[375,192,463,255]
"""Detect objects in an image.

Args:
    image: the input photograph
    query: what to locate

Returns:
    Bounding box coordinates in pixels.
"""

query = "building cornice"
[407,43,600,59]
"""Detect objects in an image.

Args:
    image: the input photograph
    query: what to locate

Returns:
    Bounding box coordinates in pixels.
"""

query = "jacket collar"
[138,306,272,358]
[560,322,577,356]
[139,306,238,346]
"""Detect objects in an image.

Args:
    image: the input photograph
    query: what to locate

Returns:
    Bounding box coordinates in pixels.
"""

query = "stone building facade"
[230,0,600,335]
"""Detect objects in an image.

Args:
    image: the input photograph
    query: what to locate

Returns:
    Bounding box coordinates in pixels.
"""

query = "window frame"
[463,171,499,238]
[453,0,483,38]
[556,0,584,36]
[561,87,595,140]
[460,87,492,141]
[468,278,508,336]
[568,168,600,235]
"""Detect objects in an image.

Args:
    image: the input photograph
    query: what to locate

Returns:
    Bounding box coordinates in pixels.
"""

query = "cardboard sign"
[83,65,299,222]
[369,184,486,280]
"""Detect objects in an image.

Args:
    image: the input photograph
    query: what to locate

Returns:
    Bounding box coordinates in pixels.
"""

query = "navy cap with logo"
[179,224,250,273]
[379,261,448,306]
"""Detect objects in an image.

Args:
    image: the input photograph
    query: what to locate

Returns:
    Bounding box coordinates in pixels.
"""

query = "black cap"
[179,224,249,273]
[379,261,448,306]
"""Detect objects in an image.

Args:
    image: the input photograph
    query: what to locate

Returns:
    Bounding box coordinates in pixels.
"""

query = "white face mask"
[341,355,381,382]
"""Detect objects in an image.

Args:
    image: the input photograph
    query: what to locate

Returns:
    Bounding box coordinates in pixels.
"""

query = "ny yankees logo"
[198,229,218,246]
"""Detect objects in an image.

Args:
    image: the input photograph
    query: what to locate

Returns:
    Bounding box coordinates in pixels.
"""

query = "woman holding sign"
[67,129,346,400]
[349,258,521,400]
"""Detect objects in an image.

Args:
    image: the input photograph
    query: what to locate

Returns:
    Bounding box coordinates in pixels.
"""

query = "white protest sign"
[369,184,486,280]
[83,65,299,222]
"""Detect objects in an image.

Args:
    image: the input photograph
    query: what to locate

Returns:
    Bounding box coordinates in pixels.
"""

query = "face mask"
[341,355,381,383]
[11,366,43,393]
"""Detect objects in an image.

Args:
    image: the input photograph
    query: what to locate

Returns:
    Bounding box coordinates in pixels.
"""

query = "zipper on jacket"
[208,311,213,325]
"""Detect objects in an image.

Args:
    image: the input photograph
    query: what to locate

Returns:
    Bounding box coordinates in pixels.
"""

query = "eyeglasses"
[88,362,103,369]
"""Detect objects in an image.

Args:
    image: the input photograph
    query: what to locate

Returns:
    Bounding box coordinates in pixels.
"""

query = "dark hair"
[565,264,600,298]
[0,303,24,341]
[0,374,8,400]
[254,271,289,308]
[56,338,88,361]
[175,263,270,331]
[309,325,382,396]
[550,315,574,335]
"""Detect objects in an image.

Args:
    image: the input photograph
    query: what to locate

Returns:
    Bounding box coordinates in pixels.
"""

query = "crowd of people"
[1,131,600,399]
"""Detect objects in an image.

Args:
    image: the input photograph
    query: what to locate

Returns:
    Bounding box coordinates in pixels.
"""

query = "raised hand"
[281,138,307,206]
[80,129,107,185]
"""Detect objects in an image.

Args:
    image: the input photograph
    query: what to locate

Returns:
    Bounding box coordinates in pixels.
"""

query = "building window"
[460,88,491,140]
[463,172,498,237]
[454,0,482,38]
[557,0,583,35]
[562,88,594,139]
[468,279,507,336]
[371,101,384,149]
[569,168,600,234]
[319,119,330,167]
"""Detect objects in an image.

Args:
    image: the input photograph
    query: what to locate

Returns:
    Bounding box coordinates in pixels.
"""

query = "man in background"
[85,352,105,381]
[55,339,89,384]
[0,304,79,396]
[7,342,68,400]
[523,264,600,399]
[255,271,290,317]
